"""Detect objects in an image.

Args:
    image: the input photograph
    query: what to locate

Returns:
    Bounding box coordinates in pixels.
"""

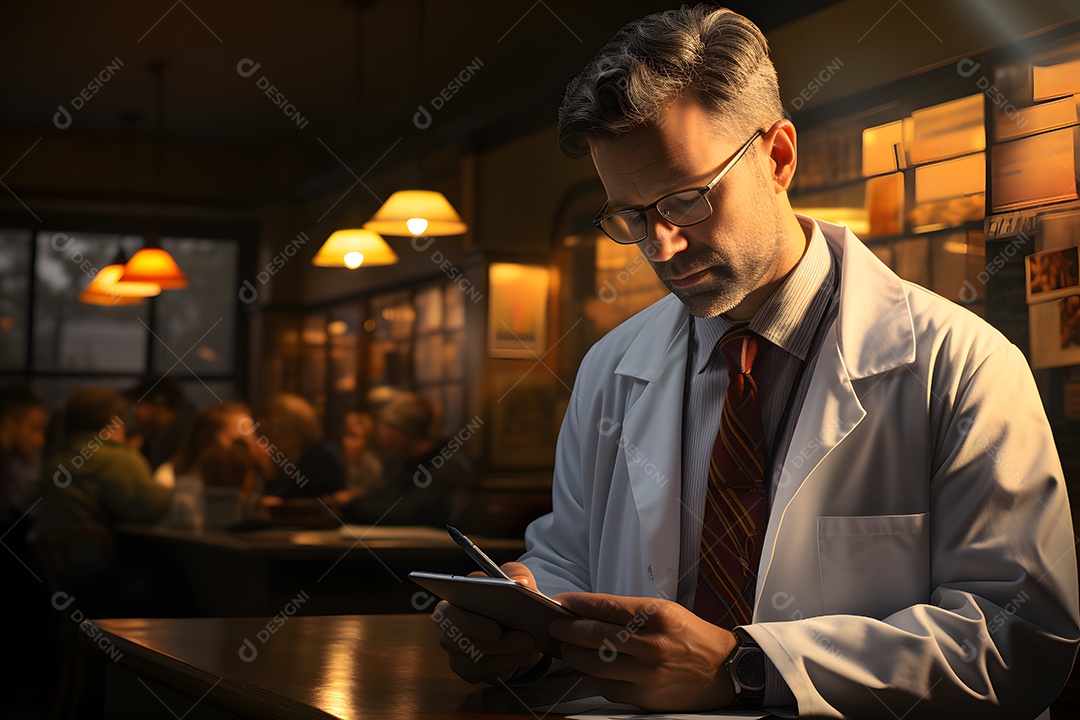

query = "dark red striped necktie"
[694,327,767,628]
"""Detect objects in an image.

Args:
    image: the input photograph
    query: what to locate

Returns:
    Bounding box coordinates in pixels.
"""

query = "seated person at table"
[331,410,383,507]
[251,393,345,500]
[127,375,197,471]
[155,402,258,531]
[31,387,171,608]
[341,392,472,526]
[0,384,49,534]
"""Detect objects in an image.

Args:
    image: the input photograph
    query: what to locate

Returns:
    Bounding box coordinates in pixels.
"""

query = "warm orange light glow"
[120,248,189,289]
[363,190,467,237]
[81,264,160,305]
[312,229,398,268]
[863,121,905,177]
[909,95,985,165]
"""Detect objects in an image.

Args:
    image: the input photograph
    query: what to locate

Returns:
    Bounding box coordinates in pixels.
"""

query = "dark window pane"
[32,375,140,415]
[33,232,148,372]
[152,238,238,377]
[0,230,31,370]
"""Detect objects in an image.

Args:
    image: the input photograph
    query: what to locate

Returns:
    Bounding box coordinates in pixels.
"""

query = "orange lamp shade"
[363,190,467,237]
[312,229,398,268]
[81,264,161,304]
[78,289,145,306]
[120,248,189,289]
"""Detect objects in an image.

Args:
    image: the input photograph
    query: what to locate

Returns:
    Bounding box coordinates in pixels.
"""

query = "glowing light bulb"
[406,217,429,235]
[343,251,364,269]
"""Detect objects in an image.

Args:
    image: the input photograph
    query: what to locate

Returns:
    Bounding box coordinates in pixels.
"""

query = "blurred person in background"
[0,384,49,534]
[252,393,345,500]
[127,374,197,470]
[155,401,258,532]
[330,410,383,508]
[342,392,471,526]
[31,386,170,614]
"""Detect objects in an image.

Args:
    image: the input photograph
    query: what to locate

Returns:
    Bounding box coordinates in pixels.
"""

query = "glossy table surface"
[88,613,595,719]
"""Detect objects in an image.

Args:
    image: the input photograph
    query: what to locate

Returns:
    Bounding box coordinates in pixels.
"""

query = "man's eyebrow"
[606,166,711,212]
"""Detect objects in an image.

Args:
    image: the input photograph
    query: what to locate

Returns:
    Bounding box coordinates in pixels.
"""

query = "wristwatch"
[725,627,766,707]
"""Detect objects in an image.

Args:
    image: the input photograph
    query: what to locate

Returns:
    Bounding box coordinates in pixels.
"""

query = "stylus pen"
[445,524,514,581]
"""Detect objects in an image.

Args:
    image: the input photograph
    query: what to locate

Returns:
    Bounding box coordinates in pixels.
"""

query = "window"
[0,229,243,408]
[0,230,31,370]
[33,232,149,372]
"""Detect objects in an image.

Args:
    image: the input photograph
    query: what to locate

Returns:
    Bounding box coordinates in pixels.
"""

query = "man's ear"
[763,119,797,194]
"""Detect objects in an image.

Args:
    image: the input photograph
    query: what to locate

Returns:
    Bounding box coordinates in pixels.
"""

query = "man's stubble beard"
[650,201,786,319]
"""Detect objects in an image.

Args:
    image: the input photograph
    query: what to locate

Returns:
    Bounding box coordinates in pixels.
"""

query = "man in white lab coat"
[435,5,1080,717]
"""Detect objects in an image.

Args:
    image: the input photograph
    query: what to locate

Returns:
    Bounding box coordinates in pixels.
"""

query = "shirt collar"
[691,214,834,374]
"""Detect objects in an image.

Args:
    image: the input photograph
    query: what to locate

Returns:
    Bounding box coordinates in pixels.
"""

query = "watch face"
[735,649,767,691]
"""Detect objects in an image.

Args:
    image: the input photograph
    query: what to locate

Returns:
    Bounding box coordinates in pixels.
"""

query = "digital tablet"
[409,571,577,658]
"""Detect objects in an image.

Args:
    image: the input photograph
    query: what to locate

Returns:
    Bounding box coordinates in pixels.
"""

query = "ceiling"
[0,1,845,203]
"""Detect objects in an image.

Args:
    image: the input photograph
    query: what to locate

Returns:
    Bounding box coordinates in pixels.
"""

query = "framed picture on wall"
[487,263,550,359]
[1026,245,1080,303]
[1030,295,1080,369]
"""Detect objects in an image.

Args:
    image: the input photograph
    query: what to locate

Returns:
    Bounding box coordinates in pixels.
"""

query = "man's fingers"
[446,648,540,684]
[553,591,658,625]
[500,562,536,587]
[549,617,621,650]
[432,600,502,644]
[437,625,536,658]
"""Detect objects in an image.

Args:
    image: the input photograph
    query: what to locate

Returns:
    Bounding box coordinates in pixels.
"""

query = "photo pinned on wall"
[487,263,550,359]
[1025,245,1079,304]
[1029,294,1080,369]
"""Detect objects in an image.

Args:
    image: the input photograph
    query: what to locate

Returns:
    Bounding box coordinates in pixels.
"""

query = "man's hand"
[433,562,543,683]
[550,593,738,712]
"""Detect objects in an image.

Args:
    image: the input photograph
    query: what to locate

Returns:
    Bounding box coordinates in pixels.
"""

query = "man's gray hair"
[557,4,783,159]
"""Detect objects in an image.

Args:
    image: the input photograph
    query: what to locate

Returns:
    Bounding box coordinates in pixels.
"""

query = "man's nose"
[643,215,689,262]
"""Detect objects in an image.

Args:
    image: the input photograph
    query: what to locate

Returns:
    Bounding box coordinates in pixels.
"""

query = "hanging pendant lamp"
[118,61,189,290]
[360,2,468,239]
[81,263,161,305]
[363,189,467,237]
[121,247,189,288]
[312,228,399,269]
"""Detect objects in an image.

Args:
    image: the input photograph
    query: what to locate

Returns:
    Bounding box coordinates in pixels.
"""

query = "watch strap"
[727,628,766,708]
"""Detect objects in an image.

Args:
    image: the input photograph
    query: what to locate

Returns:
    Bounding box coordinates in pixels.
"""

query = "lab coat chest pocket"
[818,513,929,618]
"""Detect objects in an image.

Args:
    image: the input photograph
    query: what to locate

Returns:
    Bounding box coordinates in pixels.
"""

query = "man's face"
[590,97,789,318]
[2,407,48,458]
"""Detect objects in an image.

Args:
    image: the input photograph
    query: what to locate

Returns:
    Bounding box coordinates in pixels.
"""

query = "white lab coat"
[520,219,1080,719]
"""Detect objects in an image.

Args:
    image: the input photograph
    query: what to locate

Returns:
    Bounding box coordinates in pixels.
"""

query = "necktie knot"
[717,327,760,380]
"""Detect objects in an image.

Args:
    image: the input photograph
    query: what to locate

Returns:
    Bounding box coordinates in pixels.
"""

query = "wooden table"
[81,614,598,719]
[117,524,524,616]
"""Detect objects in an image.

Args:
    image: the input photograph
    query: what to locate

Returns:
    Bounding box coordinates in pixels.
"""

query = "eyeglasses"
[593,128,764,245]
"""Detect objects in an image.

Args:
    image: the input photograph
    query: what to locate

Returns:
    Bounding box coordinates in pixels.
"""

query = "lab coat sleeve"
[747,343,1080,718]
[518,355,594,597]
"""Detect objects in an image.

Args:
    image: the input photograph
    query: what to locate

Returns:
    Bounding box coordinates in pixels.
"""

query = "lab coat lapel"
[755,222,916,609]
[614,296,689,600]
